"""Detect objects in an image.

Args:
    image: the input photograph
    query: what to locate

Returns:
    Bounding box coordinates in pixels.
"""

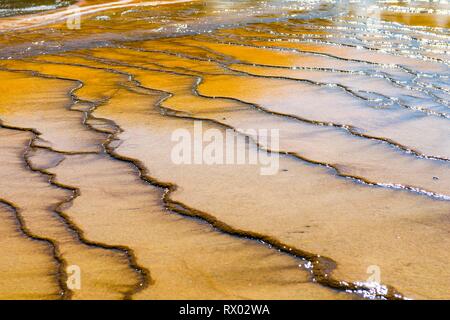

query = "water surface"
[0,0,449,300]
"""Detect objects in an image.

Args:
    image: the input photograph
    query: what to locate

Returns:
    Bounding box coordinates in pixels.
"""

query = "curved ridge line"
[204,35,450,117]
[195,77,450,163]
[0,198,70,299]
[131,81,450,202]
[278,20,450,68]
[100,84,407,300]
[207,31,447,74]
[112,46,378,102]
[162,37,449,115]
[226,65,450,120]
[17,52,408,299]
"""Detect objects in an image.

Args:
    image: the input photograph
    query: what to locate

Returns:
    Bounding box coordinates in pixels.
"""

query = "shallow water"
[0,0,75,17]
[0,0,449,300]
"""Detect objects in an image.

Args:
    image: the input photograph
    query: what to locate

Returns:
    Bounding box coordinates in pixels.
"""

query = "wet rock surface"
[0,0,449,300]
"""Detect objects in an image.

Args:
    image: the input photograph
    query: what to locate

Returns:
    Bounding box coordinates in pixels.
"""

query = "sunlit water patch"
[0,0,75,17]
[0,0,449,300]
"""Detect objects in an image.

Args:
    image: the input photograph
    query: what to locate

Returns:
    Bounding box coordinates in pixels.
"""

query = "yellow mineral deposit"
[0,0,448,300]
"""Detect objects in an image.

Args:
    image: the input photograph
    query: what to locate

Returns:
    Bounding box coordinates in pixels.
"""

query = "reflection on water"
[0,0,449,300]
